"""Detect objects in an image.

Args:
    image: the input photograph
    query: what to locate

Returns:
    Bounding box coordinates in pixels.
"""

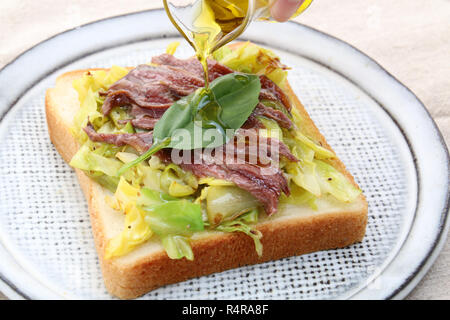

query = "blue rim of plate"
[0,8,448,300]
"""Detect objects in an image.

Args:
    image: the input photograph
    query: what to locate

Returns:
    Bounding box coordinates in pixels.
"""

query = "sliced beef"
[151,53,234,82]
[102,64,204,115]
[233,129,298,163]
[253,103,293,129]
[115,104,164,130]
[129,104,167,119]
[118,117,159,130]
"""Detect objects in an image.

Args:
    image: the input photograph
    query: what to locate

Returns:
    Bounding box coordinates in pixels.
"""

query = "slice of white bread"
[45,62,368,299]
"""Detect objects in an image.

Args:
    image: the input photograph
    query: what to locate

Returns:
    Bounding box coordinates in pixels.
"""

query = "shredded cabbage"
[69,144,123,177]
[160,164,198,197]
[105,179,204,260]
[166,41,180,55]
[279,99,361,203]
[110,107,132,130]
[71,87,105,142]
[137,187,179,206]
[239,208,259,224]
[315,160,361,202]
[161,235,194,260]
[257,116,283,141]
[285,147,321,197]
[198,177,235,186]
[280,183,318,210]
[293,131,335,159]
[217,210,263,257]
[71,66,129,142]
[140,192,203,260]
[206,186,259,225]
[86,172,119,193]
[105,178,153,259]
[142,199,204,236]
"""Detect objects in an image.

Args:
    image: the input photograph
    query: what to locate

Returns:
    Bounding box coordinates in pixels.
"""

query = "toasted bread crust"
[45,64,367,299]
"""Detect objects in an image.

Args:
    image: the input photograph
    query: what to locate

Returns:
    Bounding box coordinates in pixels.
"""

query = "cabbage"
[280,183,318,210]
[105,178,203,260]
[141,166,163,192]
[280,100,361,203]
[137,187,179,206]
[115,152,138,164]
[86,171,119,193]
[206,186,259,225]
[166,41,180,55]
[71,66,129,142]
[105,203,152,259]
[213,41,288,88]
[293,131,335,160]
[212,45,232,62]
[141,195,204,261]
[257,116,283,141]
[161,235,194,260]
[160,164,198,197]
[103,65,129,87]
[315,160,361,202]
[110,107,132,130]
[285,154,321,197]
[105,178,153,259]
[115,152,200,197]
[69,144,123,177]
[239,208,259,224]
[71,87,105,142]
[70,140,123,192]
[115,152,162,191]
[114,176,139,206]
[142,200,204,236]
[74,66,128,93]
[217,211,263,257]
[148,155,165,170]
[198,177,235,186]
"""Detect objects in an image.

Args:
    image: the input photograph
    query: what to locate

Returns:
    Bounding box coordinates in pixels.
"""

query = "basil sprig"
[117,73,261,176]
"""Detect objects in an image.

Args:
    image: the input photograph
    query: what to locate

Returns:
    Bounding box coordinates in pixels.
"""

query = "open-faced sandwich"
[45,41,368,299]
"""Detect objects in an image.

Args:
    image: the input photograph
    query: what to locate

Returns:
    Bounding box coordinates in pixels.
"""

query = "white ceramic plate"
[0,9,448,300]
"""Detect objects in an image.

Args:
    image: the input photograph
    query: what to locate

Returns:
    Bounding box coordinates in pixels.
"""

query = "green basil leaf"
[118,73,261,175]
[155,73,261,150]
[212,73,261,129]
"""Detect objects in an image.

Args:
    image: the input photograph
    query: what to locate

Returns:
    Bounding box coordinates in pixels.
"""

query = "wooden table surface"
[0,0,449,300]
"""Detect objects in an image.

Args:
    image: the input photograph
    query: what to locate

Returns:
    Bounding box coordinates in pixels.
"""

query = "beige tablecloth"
[0,0,448,300]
